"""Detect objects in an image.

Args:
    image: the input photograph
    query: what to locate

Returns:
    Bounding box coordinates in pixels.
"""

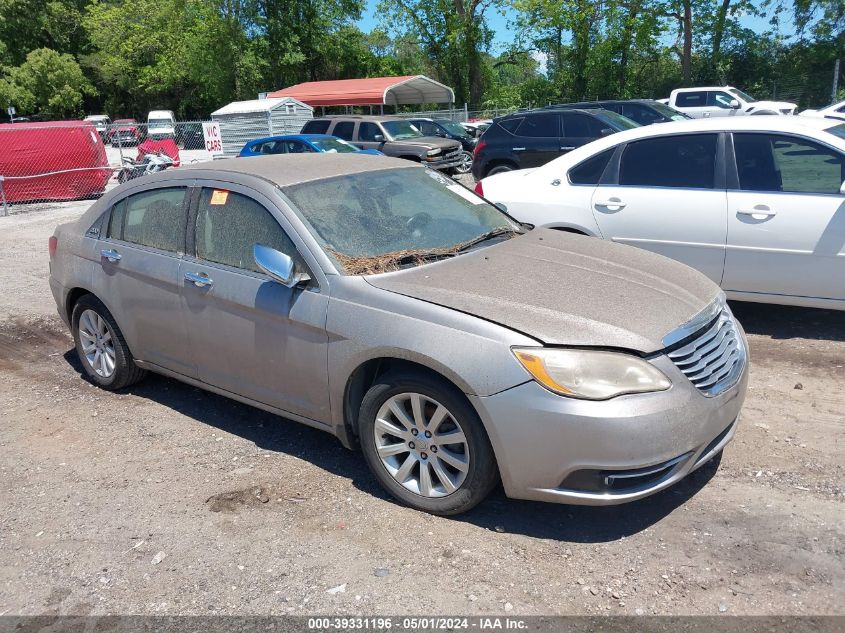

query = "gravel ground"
[0,198,842,617]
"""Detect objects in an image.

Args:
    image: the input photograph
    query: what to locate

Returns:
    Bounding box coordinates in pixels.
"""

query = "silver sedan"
[48,154,748,515]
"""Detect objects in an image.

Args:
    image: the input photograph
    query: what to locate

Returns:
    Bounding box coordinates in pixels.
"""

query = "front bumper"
[424,153,464,170]
[469,353,748,505]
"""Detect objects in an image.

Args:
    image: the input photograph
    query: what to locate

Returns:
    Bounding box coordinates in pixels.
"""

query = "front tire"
[71,295,146,390]
[452,151,473,174]
[358,371,498,515]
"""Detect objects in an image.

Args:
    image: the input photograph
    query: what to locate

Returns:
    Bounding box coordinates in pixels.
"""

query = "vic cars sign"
[203,122,224,155]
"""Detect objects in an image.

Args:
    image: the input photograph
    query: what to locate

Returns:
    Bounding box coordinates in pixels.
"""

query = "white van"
[147,110,176,140]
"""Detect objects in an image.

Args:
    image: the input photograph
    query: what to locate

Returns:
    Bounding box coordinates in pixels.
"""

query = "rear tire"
[358,370,498,515]
[71,295,146,390]
[486,164,515,177]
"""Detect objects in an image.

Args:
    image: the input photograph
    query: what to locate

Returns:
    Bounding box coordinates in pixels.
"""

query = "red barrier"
[0,121,111,203]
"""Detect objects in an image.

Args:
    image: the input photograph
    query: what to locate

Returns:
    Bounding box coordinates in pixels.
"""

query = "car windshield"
[728,88,756,103]
[310,138,359,153]
[382,121,423,140]
[436,119,471,137]
[149,119,171,128]
[595,110,640,130]
[823,123,845,140]
[282,167,521,274]
[649,102,690,120]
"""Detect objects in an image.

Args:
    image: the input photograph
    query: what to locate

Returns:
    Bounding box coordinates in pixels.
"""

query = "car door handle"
[560,146,576,151]
[185,271,213,288]
[737,206,776,219]
[512,147,526,151]
[101,249,121,263]
[594,198,627,211]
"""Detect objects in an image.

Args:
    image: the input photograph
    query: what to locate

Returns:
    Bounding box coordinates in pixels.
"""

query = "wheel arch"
[483,159,518,177]
[342,356,476,446]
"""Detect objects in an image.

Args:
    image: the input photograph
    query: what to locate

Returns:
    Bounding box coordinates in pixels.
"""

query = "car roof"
[317,115,407,121]
[550,99,661,107]
[673,86,736,91]
[529,115,845,178]
[499,107,615,120]
[247,134,336,145]
[181,153,415,187]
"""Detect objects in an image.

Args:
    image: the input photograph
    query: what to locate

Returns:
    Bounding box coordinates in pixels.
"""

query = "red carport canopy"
[268,75,455,107]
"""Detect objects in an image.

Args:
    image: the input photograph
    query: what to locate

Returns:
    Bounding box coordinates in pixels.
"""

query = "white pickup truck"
[664,86,796,118]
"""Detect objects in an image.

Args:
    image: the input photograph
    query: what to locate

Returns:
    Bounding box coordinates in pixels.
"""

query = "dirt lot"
[0,200,842,617]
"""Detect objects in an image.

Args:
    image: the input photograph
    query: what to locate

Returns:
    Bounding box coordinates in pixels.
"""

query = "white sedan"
[476,116,845,310]
[799,100,845,123]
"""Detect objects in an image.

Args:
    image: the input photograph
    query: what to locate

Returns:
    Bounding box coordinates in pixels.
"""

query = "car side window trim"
[185,179,324,290]
[102,182,193,256]
[726,131,845,196]
[608,132,725,191]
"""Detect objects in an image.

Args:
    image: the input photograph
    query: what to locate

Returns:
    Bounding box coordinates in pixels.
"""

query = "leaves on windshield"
[329,229,518,275]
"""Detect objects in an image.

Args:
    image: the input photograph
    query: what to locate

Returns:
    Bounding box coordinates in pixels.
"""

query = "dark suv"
[471,108,639,179]
[407,118,477,173]
[552,99,690,126]
[301,116,463,171]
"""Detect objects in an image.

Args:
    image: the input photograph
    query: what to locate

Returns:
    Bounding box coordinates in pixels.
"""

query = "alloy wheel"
[455,151,473,174]
[78,309,116,378]
[373,392,470,498]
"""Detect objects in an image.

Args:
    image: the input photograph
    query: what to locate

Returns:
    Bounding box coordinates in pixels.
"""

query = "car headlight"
[512,348,671,400]
[426,148,441,156]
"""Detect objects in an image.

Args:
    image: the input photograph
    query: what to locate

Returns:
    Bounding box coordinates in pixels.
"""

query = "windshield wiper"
[456,227,522,252]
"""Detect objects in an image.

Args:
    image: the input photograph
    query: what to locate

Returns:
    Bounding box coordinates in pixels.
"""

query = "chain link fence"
[0,120,215,215]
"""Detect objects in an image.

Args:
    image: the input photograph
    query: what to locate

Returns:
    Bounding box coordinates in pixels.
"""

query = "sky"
[356,1,796,53]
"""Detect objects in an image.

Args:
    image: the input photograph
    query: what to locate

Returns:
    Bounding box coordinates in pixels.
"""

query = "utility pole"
[833,59,841,103]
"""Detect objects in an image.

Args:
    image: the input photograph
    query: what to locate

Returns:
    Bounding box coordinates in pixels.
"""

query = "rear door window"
[332,121,355,141]
[108,187,188,253]
[194,188,300,273]
[284,140,315,154]
[619,134,718,189]
[301,120,330,134]
[675,91,707,108]
[515,113,560,137]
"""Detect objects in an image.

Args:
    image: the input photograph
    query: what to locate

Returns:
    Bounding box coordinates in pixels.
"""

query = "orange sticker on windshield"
[210,190,229,205]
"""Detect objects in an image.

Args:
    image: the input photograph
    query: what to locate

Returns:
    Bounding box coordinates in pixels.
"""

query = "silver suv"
[49,154,748,515]
[301,115,464,171]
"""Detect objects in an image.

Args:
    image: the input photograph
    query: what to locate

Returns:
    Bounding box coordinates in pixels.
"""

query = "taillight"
[49,236,58,258]
[474,180,484,197]
[473,140,486,157]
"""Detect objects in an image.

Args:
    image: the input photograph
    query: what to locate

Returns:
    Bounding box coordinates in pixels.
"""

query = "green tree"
[378,0,501,105]
[0,47,95,117]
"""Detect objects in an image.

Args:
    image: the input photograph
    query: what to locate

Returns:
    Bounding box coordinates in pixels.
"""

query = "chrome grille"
[667,305,746,397]
[444,148,462,160]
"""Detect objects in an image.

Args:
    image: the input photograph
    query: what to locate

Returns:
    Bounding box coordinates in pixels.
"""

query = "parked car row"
[84,112,203,149]
[476,115,845,312]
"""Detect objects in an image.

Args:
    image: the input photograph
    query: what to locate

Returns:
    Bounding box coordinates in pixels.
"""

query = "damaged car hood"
[364,229,720,353]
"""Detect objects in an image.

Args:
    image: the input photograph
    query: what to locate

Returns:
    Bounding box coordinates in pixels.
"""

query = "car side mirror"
[373,134,384,142]
[600,128,614,136]
[253,244,310,288]
[729,99,740,109]
[494,202,508,212]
